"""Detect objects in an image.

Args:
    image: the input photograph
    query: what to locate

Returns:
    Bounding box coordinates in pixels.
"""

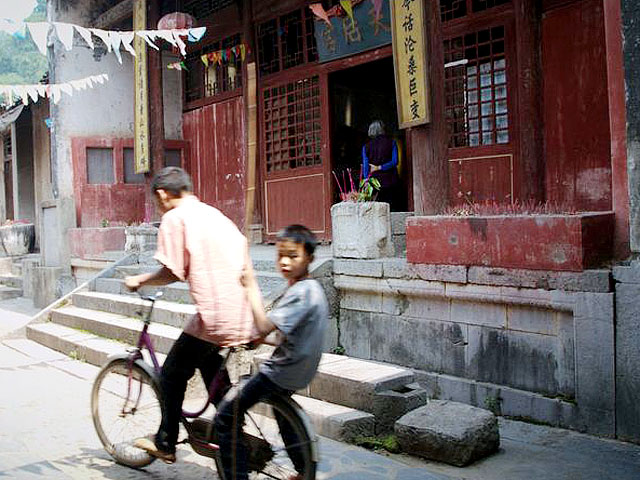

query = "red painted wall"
[542,0,612,211]
[183,96,246,229]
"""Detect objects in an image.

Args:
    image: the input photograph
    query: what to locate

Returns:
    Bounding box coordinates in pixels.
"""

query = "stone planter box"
[406,212,614,271]
[331,202,394,259]
[0,222,35,257]
[68,227,126,258]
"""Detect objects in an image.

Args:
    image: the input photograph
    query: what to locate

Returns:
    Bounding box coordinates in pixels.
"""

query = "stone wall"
[333,258,615,437]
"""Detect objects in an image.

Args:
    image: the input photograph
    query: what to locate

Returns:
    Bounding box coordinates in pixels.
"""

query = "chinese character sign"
[313,0,392,63]
[391,0,429,128]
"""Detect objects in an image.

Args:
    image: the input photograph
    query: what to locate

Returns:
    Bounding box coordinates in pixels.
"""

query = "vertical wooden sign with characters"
[391,0,430,128]
[134,0,150,174]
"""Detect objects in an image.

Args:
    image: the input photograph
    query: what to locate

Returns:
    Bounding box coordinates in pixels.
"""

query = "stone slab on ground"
[395,400,499,467]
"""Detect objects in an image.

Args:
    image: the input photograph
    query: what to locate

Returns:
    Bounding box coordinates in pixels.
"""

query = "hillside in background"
[0,0,47,84]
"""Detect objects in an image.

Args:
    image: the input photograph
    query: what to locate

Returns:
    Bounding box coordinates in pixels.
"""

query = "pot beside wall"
[0,222,35,257]
[331,201,394,259]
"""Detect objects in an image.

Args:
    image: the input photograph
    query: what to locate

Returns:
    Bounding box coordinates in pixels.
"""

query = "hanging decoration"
[0,74,110,106]
[200,43,249,66]
[309,0,367,21]
[167,61,188,70]
[9,20,207,64]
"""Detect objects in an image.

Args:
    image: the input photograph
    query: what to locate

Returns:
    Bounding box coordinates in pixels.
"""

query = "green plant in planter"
[333,169,381,202]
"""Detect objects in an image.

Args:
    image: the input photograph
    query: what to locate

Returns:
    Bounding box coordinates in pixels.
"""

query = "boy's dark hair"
[151,167,193,196]
[277,224,317,256]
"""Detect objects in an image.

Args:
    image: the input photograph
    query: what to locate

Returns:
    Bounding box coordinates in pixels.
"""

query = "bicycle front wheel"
[91,358,162,468]
[214,395,317,480]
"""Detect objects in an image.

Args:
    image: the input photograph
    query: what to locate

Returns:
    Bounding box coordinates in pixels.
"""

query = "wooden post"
[515,0,543,202]
[133,0,150,176]
[148,0,165,175]
[412,0,448,214]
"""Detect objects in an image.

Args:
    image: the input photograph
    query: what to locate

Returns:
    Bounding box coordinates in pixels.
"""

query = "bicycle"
[90,291,318,479]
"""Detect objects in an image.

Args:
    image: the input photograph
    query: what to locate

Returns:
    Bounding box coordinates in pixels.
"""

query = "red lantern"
[157,12,196,30]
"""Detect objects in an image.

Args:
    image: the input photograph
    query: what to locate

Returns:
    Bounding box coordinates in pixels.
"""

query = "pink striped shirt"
[154,196,258,346]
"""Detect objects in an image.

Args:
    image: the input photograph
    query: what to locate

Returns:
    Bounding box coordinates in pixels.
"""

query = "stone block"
[469,266,611,293]
[21,257,40,298]
[382,293,449,320]
[334,259,383,278]
[124,224,158,252]
[340,290,382,312]
[506,306,557,336]
[450,300,506,328]
[390,212,413,235]
[395,400,499,466]
[613,262,640,284]
[573,293,614,422]
[339,309,372,358]
[0,257,12,275]
[331,201,394,259]
[372,383,427,433]
[33,266,63,308]
[615,283,640,442]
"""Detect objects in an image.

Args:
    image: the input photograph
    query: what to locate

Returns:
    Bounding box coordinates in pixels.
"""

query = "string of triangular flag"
[0,74,109,106]
[200,43,250,67]
[310,0,383,26]
[6,20,207,64]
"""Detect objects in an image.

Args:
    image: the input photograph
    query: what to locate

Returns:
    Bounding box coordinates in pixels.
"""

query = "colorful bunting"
[309,4,332,26]
[199,43,249,67]
[6,20,207,59]
[340,0,355,23]
[372,0,383,20]
[0,74,110,106]
[167,61,188,71]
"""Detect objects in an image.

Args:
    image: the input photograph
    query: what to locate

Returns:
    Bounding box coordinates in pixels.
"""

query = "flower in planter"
[333,169,381,203]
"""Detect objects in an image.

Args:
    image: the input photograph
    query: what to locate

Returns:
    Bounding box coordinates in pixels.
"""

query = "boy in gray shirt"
[215,224,328,480]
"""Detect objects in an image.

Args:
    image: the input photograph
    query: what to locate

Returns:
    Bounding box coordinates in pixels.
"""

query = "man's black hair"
[151,167,193,196]
[277,224,318,256]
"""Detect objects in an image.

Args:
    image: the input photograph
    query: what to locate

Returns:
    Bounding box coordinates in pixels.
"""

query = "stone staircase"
[26,249,426,442]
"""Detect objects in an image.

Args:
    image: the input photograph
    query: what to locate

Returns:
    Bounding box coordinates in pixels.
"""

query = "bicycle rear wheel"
[91,358,162,468]
[214,395,317,480]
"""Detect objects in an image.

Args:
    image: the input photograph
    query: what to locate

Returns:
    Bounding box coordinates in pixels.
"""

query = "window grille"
[256,8,317,77]
[86,148,115,184]
[164,149,182,168]
[123,148,145,184]
[185,33,243,104]
[263,76,322,173]
[182,0,234,19]
[441,0,510,22]
[444,25,509,148]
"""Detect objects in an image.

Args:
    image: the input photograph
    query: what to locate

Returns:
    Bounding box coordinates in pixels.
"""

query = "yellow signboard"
[391,0,430,128]
[133,0,150,173]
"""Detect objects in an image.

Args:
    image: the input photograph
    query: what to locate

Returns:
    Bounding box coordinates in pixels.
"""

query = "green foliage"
[330,345,345,355]
[0,0,47,86]
[354,434,401,454]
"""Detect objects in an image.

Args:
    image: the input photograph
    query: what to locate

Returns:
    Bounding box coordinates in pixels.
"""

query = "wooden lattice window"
[441,0,510,22]
[263,76,322,173]
[444,25,509,148]
[182,0,234,18]
[256,8,317,77]
[184,33,243,103]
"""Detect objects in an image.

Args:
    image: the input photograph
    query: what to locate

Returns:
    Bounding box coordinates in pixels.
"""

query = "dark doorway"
[329,57,407,210]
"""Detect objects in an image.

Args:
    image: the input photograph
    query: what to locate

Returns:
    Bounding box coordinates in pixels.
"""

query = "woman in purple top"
[361,120,403,210]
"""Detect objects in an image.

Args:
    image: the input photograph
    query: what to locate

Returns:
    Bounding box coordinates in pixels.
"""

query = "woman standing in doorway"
[361,120,403,211]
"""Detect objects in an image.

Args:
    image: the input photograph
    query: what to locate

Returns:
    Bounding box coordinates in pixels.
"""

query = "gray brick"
[334,259,383,277]
[469,266,611,293]
[450,300,506,328]
[340,291,383,312]
[506,306,557,336]
[340,309,372,358]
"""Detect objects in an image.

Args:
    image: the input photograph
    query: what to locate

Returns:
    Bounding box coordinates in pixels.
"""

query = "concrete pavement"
[2,300,640,479]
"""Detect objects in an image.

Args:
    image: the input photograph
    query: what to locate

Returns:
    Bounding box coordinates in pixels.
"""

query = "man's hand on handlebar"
[125,275,143,291]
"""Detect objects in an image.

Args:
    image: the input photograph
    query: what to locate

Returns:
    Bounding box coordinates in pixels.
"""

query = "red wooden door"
[260,73,331,240]
[183,96,246,228]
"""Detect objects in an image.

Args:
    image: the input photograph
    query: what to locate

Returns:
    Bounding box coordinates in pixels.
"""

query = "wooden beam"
[93,0,134,29]
[411,0,448,214]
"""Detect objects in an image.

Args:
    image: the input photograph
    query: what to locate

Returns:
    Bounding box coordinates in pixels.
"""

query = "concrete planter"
[124,224,158,252]
[331,202,394,259]
[0,223,35,257]
[68,227,126,258]
[406,212,614,271]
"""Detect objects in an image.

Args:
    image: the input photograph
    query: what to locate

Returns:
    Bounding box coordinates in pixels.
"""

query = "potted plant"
[331,170,394,259]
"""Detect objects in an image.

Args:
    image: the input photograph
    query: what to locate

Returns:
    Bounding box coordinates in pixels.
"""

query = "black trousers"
[155,332,222,453]
[214,372,304,480]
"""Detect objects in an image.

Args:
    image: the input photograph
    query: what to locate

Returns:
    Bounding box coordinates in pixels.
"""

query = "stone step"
[0,274,22,289]
[256,352,425,432]
[51,305,181,355]
[72,291,195,329]
[0,284,23,300]
[26,322,132,367]
[252,393,374,443]
[114,264,160,279]
[83,250,127,262]
[93,277,193,304]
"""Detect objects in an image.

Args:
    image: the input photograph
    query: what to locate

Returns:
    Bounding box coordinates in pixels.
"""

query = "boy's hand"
[240,265,255,287]
[124,275,142,291]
